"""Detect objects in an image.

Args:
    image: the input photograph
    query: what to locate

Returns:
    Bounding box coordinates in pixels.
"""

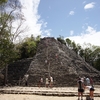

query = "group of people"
[39,76,53,88]
[77,76,95,100]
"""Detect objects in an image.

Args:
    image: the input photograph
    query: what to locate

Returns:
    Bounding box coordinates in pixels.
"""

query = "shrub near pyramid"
[2,37,100,86]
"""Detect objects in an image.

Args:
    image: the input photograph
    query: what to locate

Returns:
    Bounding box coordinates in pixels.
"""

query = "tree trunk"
[4,64,8,86]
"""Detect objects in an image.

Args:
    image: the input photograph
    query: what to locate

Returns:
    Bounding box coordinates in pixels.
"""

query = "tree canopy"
[0,0,27,69]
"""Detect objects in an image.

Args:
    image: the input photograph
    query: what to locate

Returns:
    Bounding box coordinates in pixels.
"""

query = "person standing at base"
[45,77,49,88]
[86,77,95,100]
[86,85,95,100]
[90,77,93,87]
[49,76,53,88]
[86,77,90,86]
[24,74,29,86]
[39,77,43,87]
[77,78,85,100]
[90,86,95,100]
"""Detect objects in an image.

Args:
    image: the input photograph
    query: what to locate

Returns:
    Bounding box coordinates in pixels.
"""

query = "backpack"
[79,80,82,89]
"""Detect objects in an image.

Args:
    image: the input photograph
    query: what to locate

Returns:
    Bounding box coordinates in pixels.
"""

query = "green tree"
[71,41,77,53]
[65,38,100,71]
[78,43,100,70]
[0,0,27,68]
[90,47,100,69]
[66,38,72,48]
[0,0,7,4]
[17,35,40,59]
[0,0,27,84]
[79,48,84,58]
[57,36,66,45]
[94,57,100,71]
[66,38,80,54]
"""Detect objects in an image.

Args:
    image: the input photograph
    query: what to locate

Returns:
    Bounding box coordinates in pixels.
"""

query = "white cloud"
[41,29,52,37]
[70,30,74,36]
[67,26,100,46]
[19,0,41,37]
[19,0,51,39]
[69,11,75,15]
[84,2,95,10]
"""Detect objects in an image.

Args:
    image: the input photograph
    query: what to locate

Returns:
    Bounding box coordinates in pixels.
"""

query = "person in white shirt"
[45,78,49,88]
[85,77,95,100]
[50,76,53,88]
[86,77,90,86]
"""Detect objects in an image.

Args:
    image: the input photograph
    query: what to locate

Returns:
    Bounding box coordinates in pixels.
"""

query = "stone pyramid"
[1,37,100,86]
[26,37,100,86]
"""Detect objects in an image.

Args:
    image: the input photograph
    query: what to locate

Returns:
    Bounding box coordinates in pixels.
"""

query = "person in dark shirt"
[77,78,85,100]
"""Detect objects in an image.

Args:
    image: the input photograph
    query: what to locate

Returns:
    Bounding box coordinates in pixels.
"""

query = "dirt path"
[0,86,100,100]
[0,94,100,100]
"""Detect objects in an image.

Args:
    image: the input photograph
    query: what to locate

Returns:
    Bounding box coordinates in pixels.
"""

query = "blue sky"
[19,0,100,46]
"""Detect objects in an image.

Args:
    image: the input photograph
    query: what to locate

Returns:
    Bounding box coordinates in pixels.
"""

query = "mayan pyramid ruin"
[1,37,100,86]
